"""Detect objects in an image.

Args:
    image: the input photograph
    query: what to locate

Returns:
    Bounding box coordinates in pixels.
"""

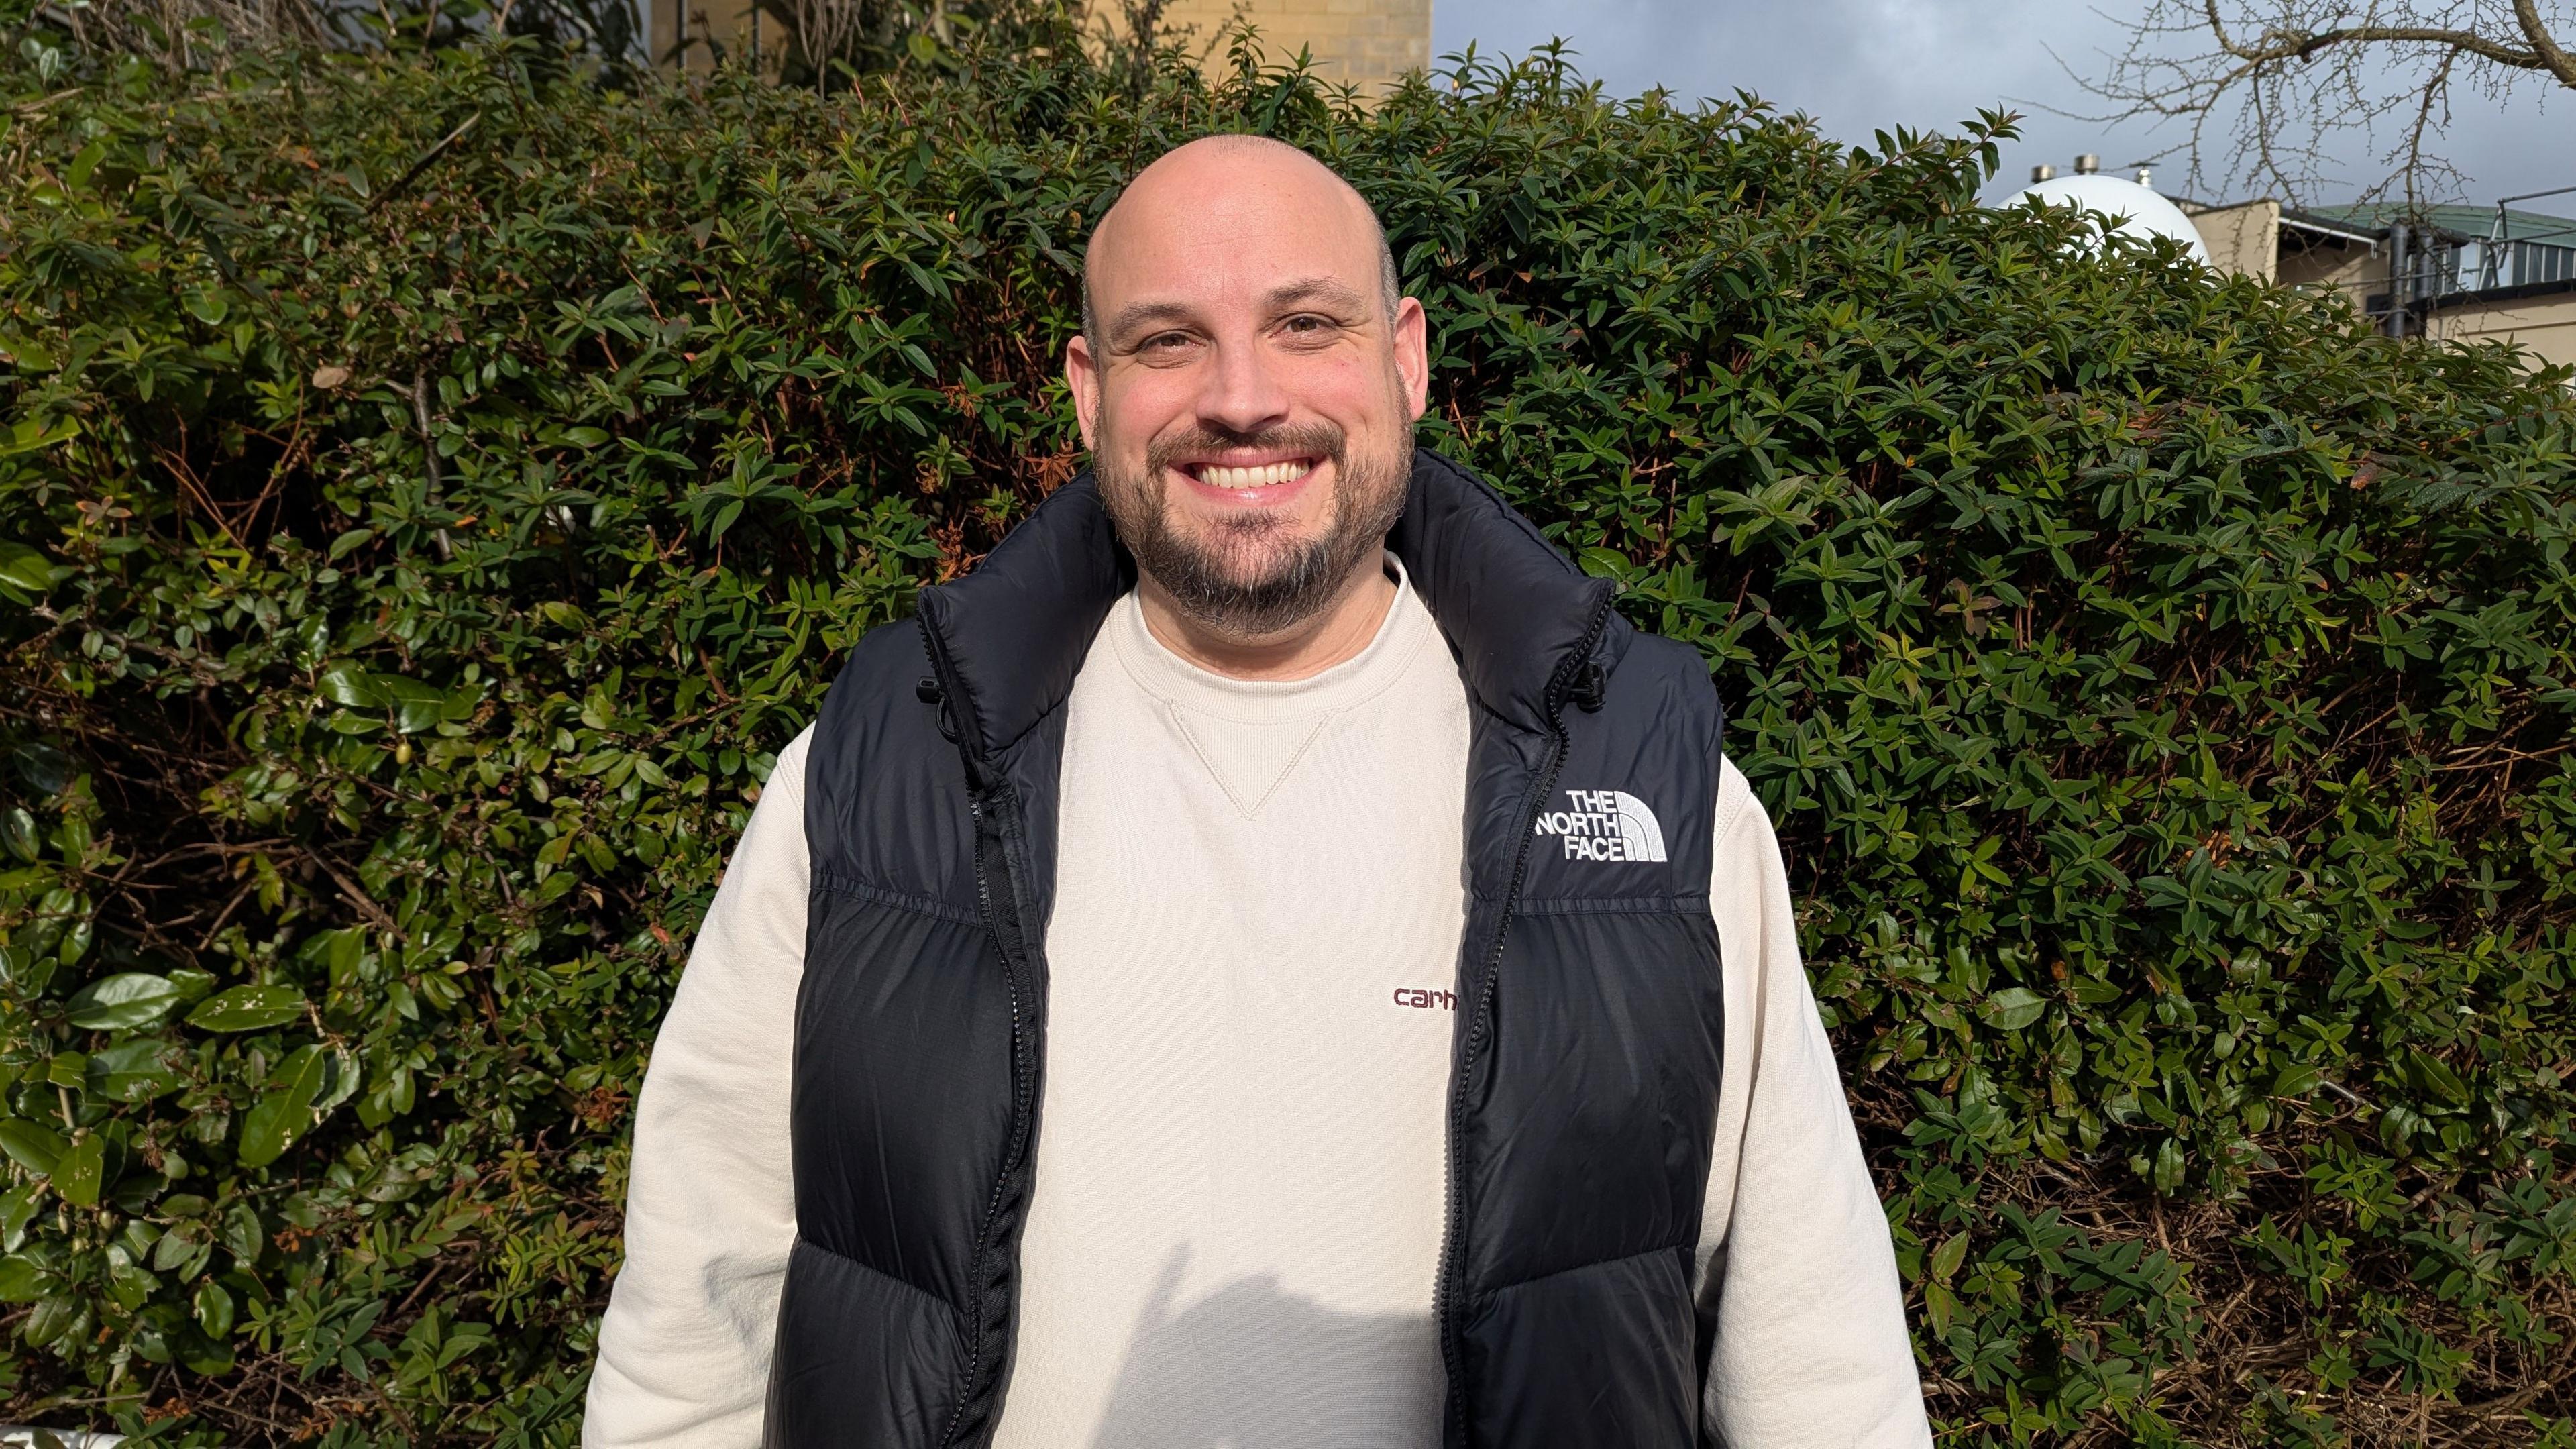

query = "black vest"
[772,449,1728,1448]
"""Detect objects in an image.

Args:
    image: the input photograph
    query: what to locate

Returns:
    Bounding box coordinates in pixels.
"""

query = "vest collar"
[914,447,1620,767]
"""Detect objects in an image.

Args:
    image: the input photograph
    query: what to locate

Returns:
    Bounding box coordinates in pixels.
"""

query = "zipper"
[1432,586,1616,1444]
[920,621,1035,1447]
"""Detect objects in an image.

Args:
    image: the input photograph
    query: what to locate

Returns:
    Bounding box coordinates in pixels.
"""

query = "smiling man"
[584,136,1930,1449]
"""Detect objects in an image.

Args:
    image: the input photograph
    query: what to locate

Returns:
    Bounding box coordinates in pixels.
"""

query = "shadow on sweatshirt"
[1082,1248,1440,1447]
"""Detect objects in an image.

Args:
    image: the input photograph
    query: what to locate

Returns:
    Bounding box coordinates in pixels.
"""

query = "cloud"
[1432,0,2569,210]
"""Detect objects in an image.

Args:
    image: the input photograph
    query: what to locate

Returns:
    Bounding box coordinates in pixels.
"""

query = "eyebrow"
[1103,301,1198,346]
[1104,276,1375,348]
[1263,277,1371,314]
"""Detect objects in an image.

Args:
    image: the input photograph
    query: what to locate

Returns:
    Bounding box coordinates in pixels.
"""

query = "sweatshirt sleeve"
[584,725,814,1449]
[1695,756,1930,1447]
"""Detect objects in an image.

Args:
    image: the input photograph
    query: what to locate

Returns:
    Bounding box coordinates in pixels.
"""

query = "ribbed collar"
[914,448,1623,769]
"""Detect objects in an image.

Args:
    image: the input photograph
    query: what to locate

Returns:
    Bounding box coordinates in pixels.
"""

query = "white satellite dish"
[2010,174,2213,266]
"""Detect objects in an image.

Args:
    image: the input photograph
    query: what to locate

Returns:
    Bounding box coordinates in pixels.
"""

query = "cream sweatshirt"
[585,564,1929,1448]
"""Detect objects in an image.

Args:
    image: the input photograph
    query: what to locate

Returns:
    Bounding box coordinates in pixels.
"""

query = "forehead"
[1090,150,1381,318]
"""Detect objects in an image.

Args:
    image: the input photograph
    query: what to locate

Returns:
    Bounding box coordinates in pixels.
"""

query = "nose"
[1191,331,1293,437]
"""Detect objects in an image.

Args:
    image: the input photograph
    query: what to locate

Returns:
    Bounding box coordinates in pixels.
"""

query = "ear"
[1392,294,1430,421]
[1067,331,1102,449]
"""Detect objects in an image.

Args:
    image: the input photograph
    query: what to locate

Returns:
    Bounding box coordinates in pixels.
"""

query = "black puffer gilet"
[771,449,1727,1448]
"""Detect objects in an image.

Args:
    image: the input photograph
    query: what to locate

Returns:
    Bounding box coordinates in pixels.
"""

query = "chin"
[1187,522,1318,578]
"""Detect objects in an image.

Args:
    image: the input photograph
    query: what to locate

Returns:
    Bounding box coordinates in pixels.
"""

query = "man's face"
[1067,141,1431,638]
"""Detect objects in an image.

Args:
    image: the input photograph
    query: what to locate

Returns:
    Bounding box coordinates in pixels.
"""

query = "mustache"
[1144,422,1348,478]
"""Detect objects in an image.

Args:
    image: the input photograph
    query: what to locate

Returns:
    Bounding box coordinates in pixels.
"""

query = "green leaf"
[0,806,36,861]
[194,1279,236,1338]
[0,331,58,372]
[0,1255,43,1302]
[1578,545,1631,580]
[237,1044,327,1167]
[314,1046,363,1114]
[2405,1049,2471,1107]
[64,971,183,1030]
[0,1120,67,1176]
[2151,1136,2186,1195]
[1978,987,2047,1031]
[87,1038,186,1103]
[186,983,306,1033]
[0,415,80,458]
[220,1202,264,1265]
[317,926,364,984]
[0,541,61,594]
[64,140,106,190]
[2271,1063,2322,1099]
[23,1289,78,1346]
[317,662,384,708]
[0,1183,38,1251]
[52,1130,105,1207]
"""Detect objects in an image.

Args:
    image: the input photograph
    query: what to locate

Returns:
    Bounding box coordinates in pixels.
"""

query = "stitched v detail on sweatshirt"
[1167,704,1332,820]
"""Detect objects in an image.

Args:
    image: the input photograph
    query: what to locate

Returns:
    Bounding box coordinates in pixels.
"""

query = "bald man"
[585,136,1930,1449]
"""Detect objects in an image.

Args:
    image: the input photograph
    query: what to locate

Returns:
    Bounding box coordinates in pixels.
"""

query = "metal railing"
[2474,184,2576,291]
[2373,185,2576,335]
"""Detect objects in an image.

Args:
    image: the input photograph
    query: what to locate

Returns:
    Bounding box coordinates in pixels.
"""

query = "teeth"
[1197,460,1309,488]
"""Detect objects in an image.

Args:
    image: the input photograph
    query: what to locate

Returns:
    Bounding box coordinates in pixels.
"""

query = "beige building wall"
[651,0,789,76]
[2275,237,2385,305]
[2427,291,2576,371]
[2185,200,2280,283]
[650,0,1432,93]
[1156,0,1434,95]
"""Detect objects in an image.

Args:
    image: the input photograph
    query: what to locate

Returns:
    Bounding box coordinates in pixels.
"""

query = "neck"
[1136,551,1397,682]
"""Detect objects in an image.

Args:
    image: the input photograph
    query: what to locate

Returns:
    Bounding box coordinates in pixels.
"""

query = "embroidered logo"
[1534,789,1666,862]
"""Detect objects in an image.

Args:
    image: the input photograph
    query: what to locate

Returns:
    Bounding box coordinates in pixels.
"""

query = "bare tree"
[35,0,339,65]
[777,0,862,80]
[2076,1,2576,208]
[27,0,642,70]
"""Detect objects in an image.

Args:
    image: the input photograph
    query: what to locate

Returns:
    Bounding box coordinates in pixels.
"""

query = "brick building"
[2023,158,2576,372]
[647,0,1435,97]
[2183,193,2576,370]
[1152,0,1434,95]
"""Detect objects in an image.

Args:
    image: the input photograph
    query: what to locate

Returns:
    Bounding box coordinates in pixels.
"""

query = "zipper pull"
[1570,659,1607,713]
[918,676,961,743]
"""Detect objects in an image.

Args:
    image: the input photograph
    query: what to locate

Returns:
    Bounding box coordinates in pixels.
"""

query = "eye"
[1130,330,1205,364]
[1281,313,1332,335]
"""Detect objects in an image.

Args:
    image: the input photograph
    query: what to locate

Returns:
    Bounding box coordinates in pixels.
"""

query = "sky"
[1430,0,2574,217]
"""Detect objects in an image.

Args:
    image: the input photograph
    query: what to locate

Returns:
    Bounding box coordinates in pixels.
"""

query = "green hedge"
[3,24,2573,1446]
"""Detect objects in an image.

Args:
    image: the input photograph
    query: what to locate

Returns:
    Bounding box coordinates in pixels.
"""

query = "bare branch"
[2068,0,2576,207]
[2402,46,2459,212]
[2217,25,2540,72]
[2513,0,2576,83]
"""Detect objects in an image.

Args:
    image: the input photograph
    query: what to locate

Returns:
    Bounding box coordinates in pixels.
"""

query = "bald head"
[1081,135,1400,355]
[1062,132,1431,655]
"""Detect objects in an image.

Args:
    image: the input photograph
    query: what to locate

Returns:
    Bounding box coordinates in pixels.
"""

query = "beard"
[1097,420,1410,639]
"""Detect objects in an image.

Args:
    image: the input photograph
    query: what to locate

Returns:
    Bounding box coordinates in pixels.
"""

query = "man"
[585,135,1929,1448]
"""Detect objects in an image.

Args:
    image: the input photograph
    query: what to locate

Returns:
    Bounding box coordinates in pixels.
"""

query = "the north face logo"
[1534,790,1666,862]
